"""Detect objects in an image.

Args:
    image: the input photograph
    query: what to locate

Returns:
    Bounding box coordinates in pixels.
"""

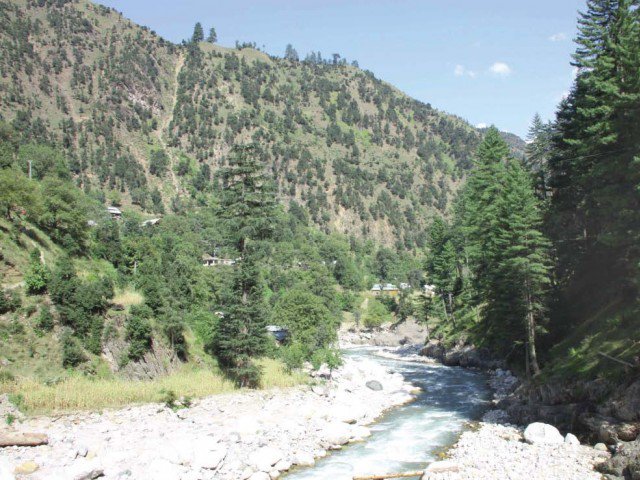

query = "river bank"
[0,355,417,480]
[341,322,617,480]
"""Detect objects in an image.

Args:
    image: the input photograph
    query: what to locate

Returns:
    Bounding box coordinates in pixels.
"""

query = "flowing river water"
[284,346,491,480]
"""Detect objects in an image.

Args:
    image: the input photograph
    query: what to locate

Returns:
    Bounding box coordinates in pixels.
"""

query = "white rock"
[293,451,315,467]
[321,422,352,445]
[523,422,564,445]
[248,472,270,480]
[274,459,291,471]
[425,460,460,473]
[193,444,227,470]
[0,457,15,480]
[594,442,608,452]
[248,447,283,472]
[565,433,580,446]
[350,425,371,441]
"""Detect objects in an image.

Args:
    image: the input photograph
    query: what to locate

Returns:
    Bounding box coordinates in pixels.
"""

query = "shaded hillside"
[0,0,483,248]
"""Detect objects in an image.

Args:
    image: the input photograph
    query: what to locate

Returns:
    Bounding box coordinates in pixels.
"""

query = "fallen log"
[597,351,635,368]
[353,472,423,480]
[0,432,49,447]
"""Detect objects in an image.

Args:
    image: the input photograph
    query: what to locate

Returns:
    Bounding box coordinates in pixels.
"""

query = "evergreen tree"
[192,22,204,43]
[456,128,551,372]
[213,144,276,387]
[547,0,640,325]
[525,113,553,198]
[207,27,217,43]
[284,44,299,62]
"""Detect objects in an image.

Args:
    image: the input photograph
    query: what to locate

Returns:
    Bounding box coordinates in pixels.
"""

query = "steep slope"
[0,0,482,247]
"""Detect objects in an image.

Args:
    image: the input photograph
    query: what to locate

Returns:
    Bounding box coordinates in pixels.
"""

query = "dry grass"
[0,358,308,415]
[112,288,144,307]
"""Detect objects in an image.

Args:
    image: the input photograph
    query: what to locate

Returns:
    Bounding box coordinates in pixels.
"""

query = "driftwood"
[0,432,49,447]
[353,472,424,480]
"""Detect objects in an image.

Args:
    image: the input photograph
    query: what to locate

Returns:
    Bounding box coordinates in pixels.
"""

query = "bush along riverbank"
[418,337,640,480]
[0,355,418,480]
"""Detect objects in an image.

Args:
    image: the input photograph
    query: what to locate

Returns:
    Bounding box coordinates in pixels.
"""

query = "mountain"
[0,0,484,248]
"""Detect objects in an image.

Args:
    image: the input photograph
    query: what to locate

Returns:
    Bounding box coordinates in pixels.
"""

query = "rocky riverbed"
[419,367,611,480]
[0,356,417,480]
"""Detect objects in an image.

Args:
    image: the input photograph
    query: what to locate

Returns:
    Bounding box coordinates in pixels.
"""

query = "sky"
[98,0,586,139]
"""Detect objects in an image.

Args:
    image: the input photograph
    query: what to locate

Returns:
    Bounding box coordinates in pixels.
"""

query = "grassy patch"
[0,358,307,415]
[112,288,144,308]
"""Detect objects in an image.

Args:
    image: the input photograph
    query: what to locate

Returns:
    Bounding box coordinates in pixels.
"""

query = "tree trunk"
[525,280,541,376]
[0,433,48,447]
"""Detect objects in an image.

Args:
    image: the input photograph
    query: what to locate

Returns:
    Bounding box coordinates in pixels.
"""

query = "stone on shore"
[524,422,564,445]
[366,380,383,391]
[249,447,283,472]
[565,433,580,446]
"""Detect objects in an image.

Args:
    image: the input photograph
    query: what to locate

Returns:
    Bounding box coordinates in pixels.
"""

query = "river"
[284,346,491,480]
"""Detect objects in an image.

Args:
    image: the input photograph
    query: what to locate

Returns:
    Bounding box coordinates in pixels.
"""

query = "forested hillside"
[0,0,484,248]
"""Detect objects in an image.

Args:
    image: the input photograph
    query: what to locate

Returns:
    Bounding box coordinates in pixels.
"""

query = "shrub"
[24,249,49,294]
[125,305,153,361]
[0,289,21,314]
[281,343,306,372]
[35,307,54,332]
[61,330,87,368]
[363,298,392,328]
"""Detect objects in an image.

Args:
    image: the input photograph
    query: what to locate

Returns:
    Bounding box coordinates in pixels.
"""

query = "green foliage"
[149,149,169,177]
[125,305,153,362]
[35,307,54,333]
[363,298,392,328]
[271,289,338,357]
[281,343,306,372]
[0,288,20,314]
[0,168,40,221]
[60,330,87,368]
[37,178,89,254]
[24,249,50,294]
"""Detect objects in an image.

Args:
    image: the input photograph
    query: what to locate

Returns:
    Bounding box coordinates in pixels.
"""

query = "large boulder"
[321,422,353,446]
[365,380,383,391]
[523,422,564,445]
[292,451,315,467]
[248,447,283,472]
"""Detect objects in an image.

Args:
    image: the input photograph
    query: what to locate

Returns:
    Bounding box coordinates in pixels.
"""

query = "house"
[382,283,400,296]
[266,325,289,344]
[202,255,237,267]
[371,283,399,296]
[423,284,437,297]
[107,206,122,219]
[141,218,161,227]
[399,283,411,290]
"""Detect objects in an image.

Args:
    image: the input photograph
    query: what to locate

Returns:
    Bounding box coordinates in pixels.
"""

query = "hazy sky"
[98,0,586,138]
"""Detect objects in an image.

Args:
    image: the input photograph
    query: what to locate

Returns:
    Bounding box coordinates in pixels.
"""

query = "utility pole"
[28,159,32,179]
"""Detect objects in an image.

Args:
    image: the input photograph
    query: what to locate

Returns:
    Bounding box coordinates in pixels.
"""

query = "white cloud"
[490,62,512,76]
[549,32,567,42]
[454,64,477,78]
[476,122,488,129]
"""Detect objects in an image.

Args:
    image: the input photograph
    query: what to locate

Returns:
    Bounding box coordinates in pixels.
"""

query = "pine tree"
[213,144,276,387]
[525,113,553,199]
[456,128,551,371]
[191,22,204,43]
[206,27,217,43]
[548,0,640,317]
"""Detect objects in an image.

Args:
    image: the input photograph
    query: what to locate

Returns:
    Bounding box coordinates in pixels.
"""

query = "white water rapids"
[284,346,490,479]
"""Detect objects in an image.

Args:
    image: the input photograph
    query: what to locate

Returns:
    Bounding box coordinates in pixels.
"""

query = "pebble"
[2,356,416,480]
